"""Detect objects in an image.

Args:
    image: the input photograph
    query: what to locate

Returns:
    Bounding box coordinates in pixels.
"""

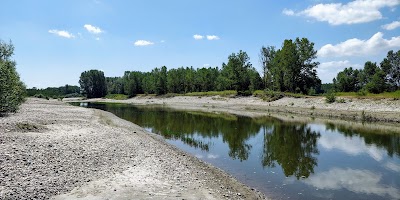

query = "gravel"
[0,98,265,200]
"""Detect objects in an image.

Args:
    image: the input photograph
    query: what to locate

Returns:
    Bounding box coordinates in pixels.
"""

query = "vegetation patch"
[0,41,26,115]
[187,111,238,121]
[325,92,336,104]
[105,94,128,100]
[185,90,237,97]
[16,122,46,132]
[337,90,400,100]
[336,98,346,103]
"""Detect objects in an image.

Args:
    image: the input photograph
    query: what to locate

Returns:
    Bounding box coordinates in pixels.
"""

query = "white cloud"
[95,37,100,41]
[318,60,363,83]
[207,154,219,159]
[318,32,400,57]
[193,34,204,40]
[84,24,103,34]
[319,60,362,70]
[284,0,400,25]
[48,29,75,39]
[133,40,154,46]
[282,8,295,16]
[319,131,385,161]
[385,162,400,172]
[382,20,400,30]
[206,35,220,40]
[304,168,400,199]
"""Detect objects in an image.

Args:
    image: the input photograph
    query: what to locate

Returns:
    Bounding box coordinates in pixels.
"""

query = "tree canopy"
[79,70,107,98]
[259,38,321,94]
[333,50,400,94]
[0,40,25,115]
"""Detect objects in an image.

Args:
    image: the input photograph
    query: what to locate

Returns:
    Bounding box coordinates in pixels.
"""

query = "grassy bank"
[336,90,400,99]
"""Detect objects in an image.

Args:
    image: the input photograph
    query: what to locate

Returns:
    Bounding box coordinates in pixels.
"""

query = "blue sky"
[1,0,399,88]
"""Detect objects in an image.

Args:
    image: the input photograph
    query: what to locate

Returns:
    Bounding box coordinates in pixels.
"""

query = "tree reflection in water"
[81,103,400,182]
[261,121,321,179]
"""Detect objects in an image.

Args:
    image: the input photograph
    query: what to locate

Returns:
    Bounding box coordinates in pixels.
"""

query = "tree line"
[26,85,81,99]
[80,37,323,98]
[333,50,400,94]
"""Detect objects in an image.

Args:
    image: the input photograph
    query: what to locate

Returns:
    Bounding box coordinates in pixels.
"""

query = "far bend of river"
[78,102,400,200]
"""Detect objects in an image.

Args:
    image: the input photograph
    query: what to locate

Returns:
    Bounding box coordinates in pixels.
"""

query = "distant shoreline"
[68,95,400,124]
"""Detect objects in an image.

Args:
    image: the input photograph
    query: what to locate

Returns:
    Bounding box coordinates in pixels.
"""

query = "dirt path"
[0,98,265,200]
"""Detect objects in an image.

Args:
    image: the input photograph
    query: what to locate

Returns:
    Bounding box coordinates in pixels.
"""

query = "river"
[78,102,400,200]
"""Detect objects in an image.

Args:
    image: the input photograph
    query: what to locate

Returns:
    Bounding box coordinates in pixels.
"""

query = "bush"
[356,89,367,96]
[34,93,45,98]
[325,92,336,103]
[105,94,128,100]
[0,40,26,115]
[237,90,252,96]
[64,92,83,98]
[308,87,317,96]
[337,98,346,103]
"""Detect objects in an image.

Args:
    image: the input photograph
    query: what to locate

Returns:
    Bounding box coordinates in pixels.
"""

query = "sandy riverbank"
[76,95,400,124]
[0,98,265,200]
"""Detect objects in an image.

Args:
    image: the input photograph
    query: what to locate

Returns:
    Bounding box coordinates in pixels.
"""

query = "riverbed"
[0,98,265,200]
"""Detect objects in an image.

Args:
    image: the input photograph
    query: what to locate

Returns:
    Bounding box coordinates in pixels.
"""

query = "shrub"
[237,90,252,96]
[0,40,26,115]
[64,92,83,98]
[356,89,367,96]
[337,98,346,103]
[105,94,128,100]
[34,93,45,99]
[308,87,316,96]
[325,92,336,103]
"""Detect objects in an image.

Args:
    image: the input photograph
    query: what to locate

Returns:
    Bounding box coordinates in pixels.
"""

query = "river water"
[79,102,400,200]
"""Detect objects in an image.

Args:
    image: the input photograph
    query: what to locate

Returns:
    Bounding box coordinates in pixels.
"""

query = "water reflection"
[319,131,385,161]
[78,103,400,199]
[325,123,400,157]
[304,168,400,199]
[262,122,320,179]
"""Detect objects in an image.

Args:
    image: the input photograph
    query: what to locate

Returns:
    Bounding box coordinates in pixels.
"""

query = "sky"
[1,0,400,88]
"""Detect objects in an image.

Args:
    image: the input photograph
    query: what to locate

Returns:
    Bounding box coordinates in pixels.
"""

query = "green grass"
[185,90,237,97]
[336,90,400,99]
[253,90,307,102]
[105,94,129,100]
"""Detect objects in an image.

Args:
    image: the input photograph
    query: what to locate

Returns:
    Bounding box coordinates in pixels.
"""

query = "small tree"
[0,40,25,115]
[79,70,107,98]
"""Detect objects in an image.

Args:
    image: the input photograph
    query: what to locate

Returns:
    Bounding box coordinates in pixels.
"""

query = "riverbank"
[0,98,265,200]
[74,95,400,124]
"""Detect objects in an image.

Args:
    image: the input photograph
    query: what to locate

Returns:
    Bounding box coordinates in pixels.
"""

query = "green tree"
[123,71,144,97]
[334,67,361,92]
[259,46,276,89]
[365,69,386,94]
[263,38,321,93]
[0,40,25,115]
[142,72,155,94]
[248,67,263,91]
[106,77,124,94]
[153,66,167,95]
[79,69,107,98]
[167,67,186,93]
[381,50,400,91]
[281,40,300,92]
[220,50,253,93]
[295,38,321,94]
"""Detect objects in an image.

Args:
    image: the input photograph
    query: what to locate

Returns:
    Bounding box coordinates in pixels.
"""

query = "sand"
[0,98,265,200]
